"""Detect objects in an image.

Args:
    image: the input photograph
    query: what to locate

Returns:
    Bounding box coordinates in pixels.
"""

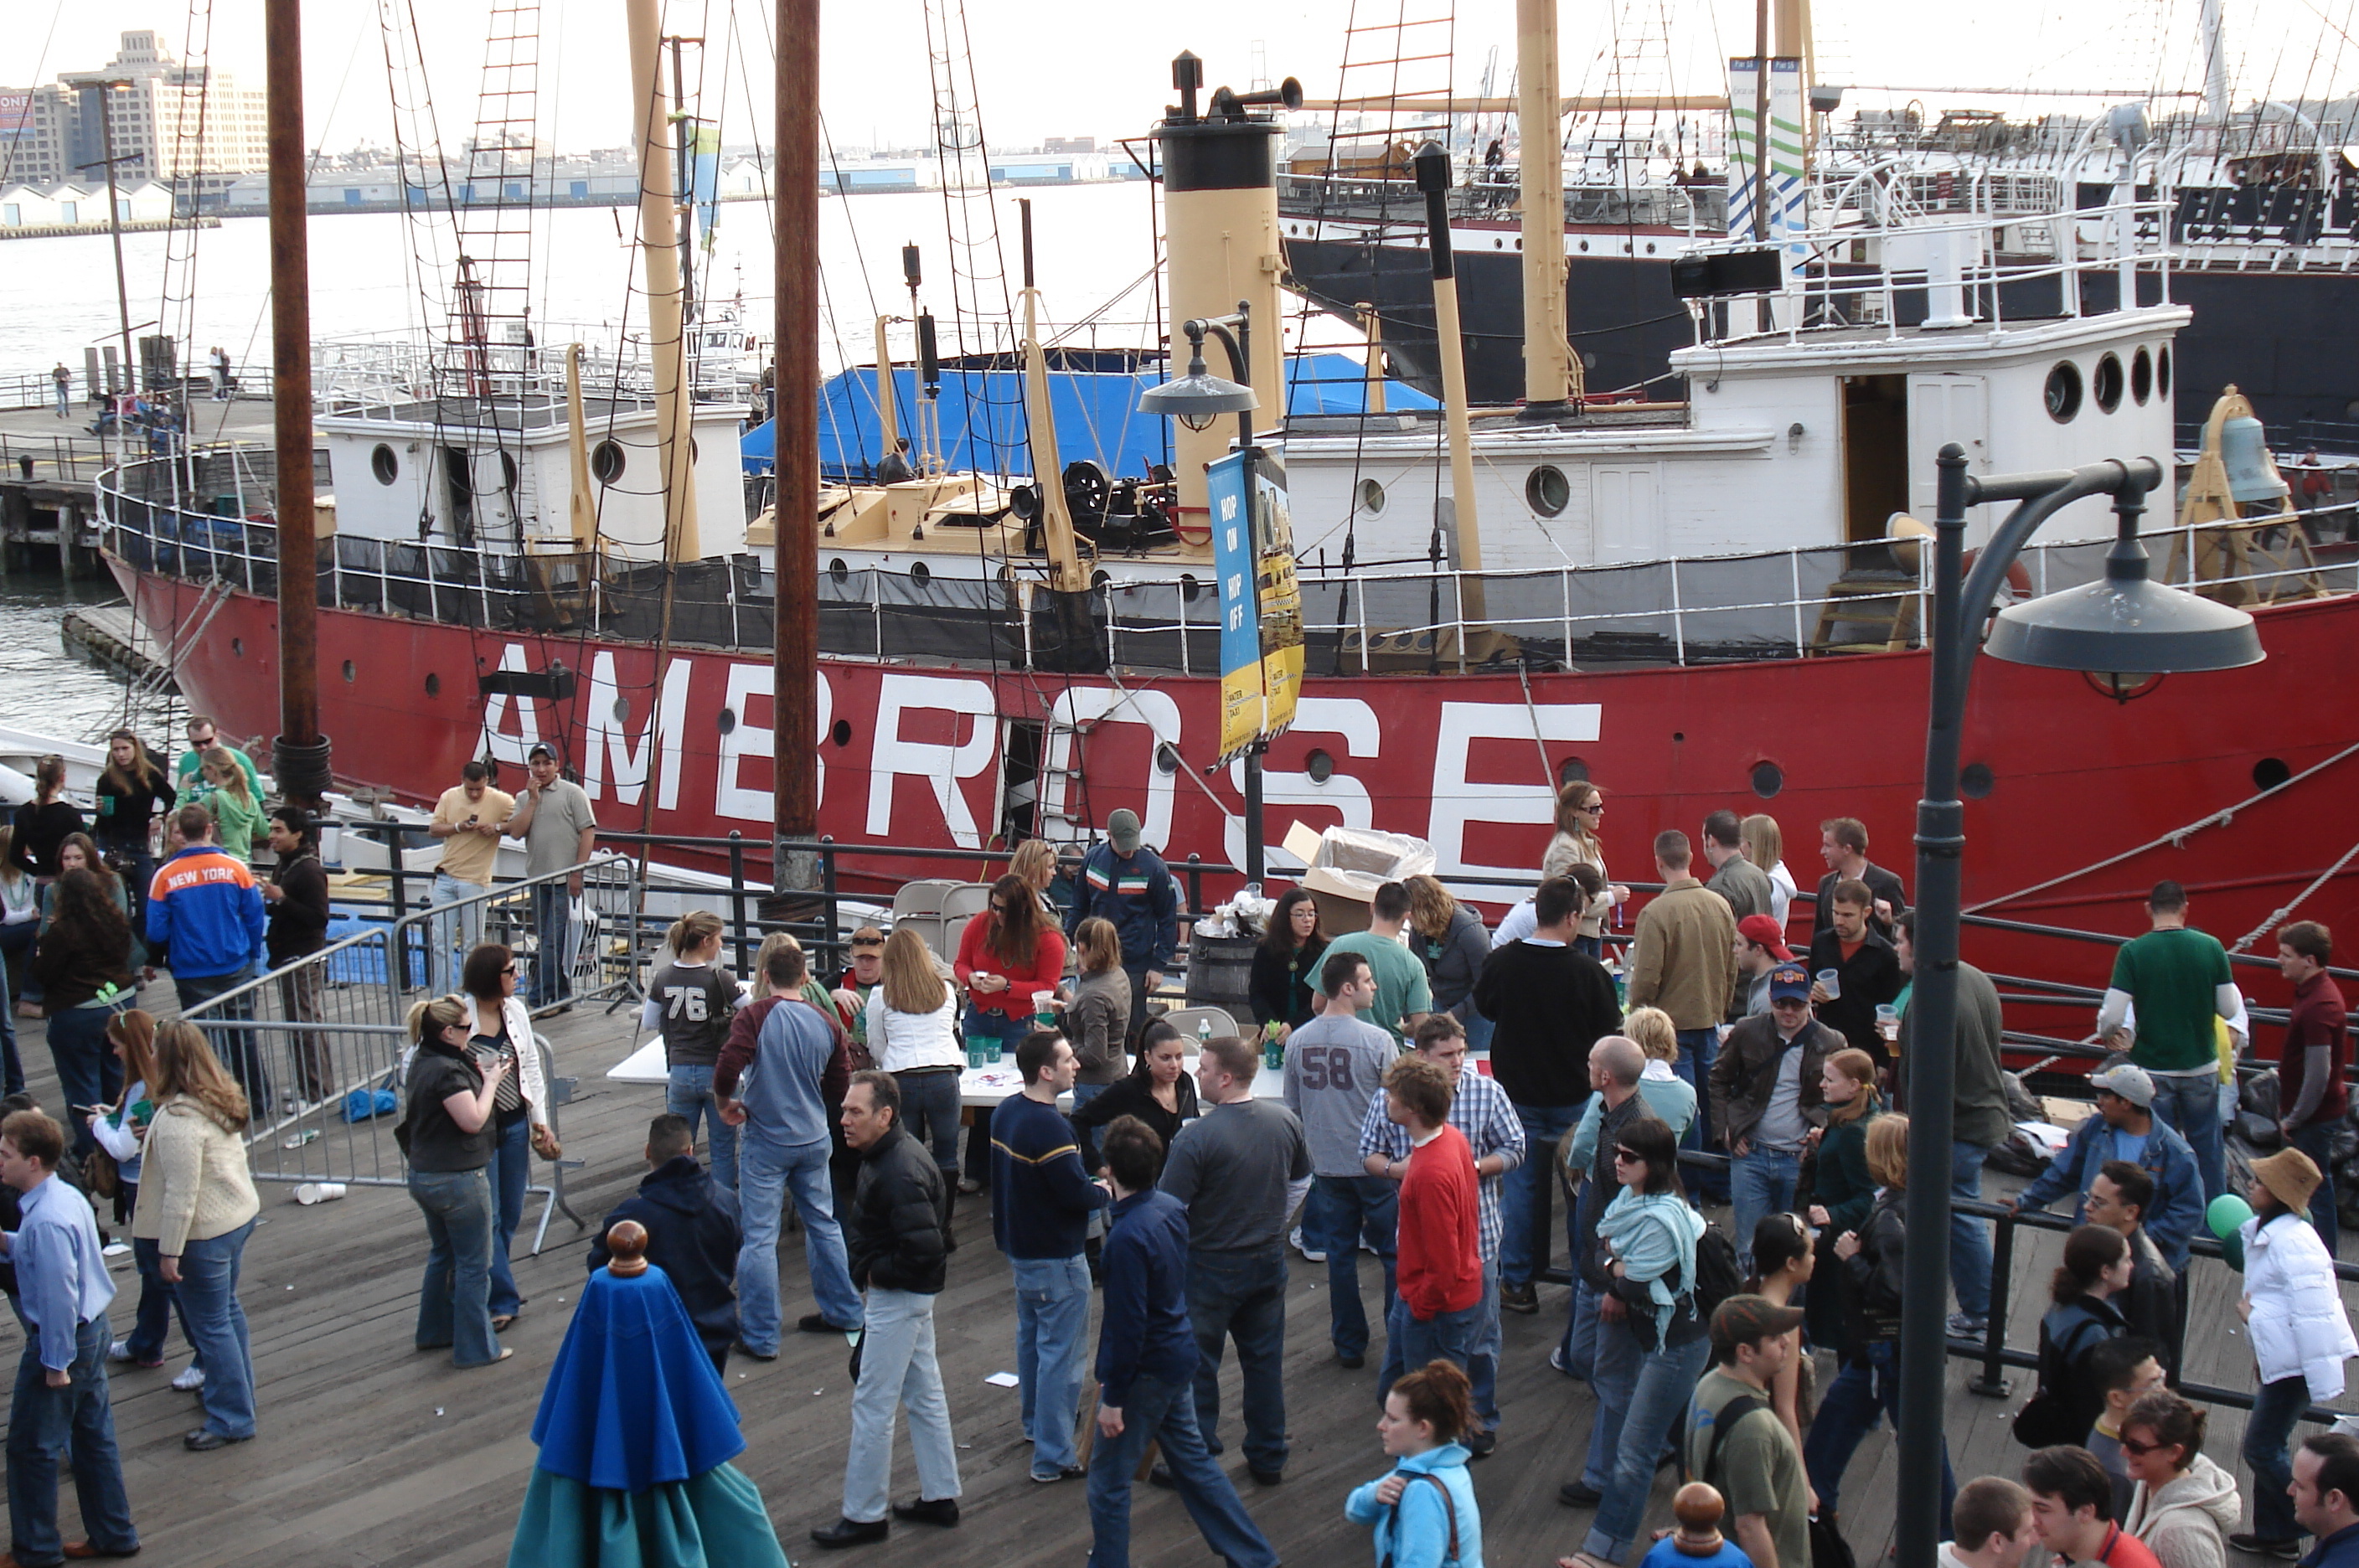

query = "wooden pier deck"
[2,984,2341,1568]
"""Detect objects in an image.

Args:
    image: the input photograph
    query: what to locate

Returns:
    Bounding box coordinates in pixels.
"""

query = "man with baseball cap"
[1711,964,1841,1273]
[2009,1061,2204,1271]
[508,742,599,1009]
[1688,1295,1811,1568]
[1065,809,1178,1044]
[1732,915,1792,1020]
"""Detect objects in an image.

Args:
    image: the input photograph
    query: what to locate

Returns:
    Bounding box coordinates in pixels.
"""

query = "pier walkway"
[0,985,2339,1568]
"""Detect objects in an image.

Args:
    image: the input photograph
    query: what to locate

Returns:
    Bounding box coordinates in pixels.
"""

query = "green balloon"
[2207,1192,2254,1240]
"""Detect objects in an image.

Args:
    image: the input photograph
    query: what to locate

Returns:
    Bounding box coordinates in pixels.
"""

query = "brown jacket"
[1711,1012,1844,1145]
[1624,877,1738,1030]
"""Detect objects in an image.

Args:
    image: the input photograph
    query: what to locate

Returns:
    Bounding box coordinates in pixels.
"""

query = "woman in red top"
[953,874,1068,1191]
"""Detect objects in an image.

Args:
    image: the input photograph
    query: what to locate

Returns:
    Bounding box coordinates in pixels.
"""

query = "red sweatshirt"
[1396,1122,1483,1319]
[954,911,1068,1023]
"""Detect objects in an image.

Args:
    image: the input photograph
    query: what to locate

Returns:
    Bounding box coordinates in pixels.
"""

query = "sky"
[14,0,2359,157]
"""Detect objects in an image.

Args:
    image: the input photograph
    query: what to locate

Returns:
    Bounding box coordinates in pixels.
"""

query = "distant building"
[1042,137,1097,154]
[4,32,269,207]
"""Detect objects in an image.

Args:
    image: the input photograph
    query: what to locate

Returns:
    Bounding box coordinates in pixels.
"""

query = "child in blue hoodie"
[1346,1357,1484,1568]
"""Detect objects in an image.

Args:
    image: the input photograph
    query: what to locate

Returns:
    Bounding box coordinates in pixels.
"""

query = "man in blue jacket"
[2007,1062,2204,1271]
[587,1114,743,1374]
[147,804,269,1108]
[1087,1113,1276,1568]
[1063,809,1178,1043]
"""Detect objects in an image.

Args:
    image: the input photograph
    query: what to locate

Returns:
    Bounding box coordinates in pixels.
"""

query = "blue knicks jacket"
[1065,843,1179,970]
[147,844,266,981]
[1095,1188,1197,1409]
[2017,1108,2204,1271]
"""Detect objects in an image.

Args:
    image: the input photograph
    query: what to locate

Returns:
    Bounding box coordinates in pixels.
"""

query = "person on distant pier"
[1062,808,1177,1044]
[171,716,258,799]
[2272,921,2346,1253]
[426,760,515,1000]
[1629,830,1739,1199]
[52,363,72,420]
[586,1115,743,1375]
[2007,1063,2204,1274]
[2097,881,2238,1204]
[1809,818,1906,942]
[93,729,173,925]
[208,345,230,401]
[506,743,599,1011]
[1316,880,1433,1047]
[1702,811,1775,925]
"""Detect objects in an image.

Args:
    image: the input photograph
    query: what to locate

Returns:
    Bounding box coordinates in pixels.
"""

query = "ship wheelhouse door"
[1906,373,1990,534]
[1840,374,1909,543]
[440,446,477,547]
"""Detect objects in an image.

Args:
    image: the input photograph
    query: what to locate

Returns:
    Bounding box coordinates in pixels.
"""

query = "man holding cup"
[1711,963,1842,1273]
[1806,878,1903,1068]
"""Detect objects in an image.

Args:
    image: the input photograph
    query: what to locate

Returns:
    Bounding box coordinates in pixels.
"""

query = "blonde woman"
[1541,782,1628,955]
[400,995,510,1369]
[865,926,963,1186]
[1405,874,1494,1050]
[138,1021,264,1447]
[641,910,739,1189]
[1009,838,1063,919]
[195,747,263,864]
[1741,814,1796,931]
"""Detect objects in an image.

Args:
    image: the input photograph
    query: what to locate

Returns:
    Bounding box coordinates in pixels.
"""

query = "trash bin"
[1184,932,1257,1018]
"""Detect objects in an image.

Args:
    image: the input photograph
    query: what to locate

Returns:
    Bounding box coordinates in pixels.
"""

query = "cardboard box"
[1281,821,1438,936]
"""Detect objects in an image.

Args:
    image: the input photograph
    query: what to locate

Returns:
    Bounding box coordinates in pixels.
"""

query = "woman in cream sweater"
[137,1021,262,1452]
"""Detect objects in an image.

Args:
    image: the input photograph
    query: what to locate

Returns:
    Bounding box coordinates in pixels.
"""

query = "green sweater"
[199,785,265,864]
[1812,1100,1881,1236]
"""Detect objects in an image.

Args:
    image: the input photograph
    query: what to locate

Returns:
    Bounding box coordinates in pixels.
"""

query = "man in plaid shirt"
[1358,1014,1525,1456]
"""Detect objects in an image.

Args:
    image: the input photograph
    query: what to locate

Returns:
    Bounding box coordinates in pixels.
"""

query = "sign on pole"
[1207,446,1305,765]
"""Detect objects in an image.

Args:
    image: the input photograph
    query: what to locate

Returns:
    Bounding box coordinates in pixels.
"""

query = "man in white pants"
[811,1071,962,1549]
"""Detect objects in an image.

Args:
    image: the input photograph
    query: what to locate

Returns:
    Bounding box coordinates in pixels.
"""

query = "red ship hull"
[111,556,2359,1028]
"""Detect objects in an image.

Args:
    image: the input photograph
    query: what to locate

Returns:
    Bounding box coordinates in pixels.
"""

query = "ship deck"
[4,985,2339,1567]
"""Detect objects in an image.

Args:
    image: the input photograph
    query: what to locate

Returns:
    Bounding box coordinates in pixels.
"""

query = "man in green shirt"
[1689,1295,1811,1568]
[2097,880,2238,1203]
[173,714,261,797]
[1312,881,1432,1044]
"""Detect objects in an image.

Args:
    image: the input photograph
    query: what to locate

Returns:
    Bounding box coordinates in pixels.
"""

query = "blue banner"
[1207,450,1262,763]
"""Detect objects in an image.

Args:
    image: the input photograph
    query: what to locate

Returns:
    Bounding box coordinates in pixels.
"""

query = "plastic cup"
[1816,968,1841,1000]
[296,1181,347,1205]
[1876,1003,1899,1040]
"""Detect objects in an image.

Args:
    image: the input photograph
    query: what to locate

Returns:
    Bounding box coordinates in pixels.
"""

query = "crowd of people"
[2,741,2356,1568]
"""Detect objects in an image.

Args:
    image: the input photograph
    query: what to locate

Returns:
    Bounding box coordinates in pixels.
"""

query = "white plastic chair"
[1159,1005,1241,1045]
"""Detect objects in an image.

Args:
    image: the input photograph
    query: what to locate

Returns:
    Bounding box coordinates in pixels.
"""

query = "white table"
[607,1034,1283,1108]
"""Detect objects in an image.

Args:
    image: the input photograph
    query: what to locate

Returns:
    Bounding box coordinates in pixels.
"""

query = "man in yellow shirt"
[426,761,514,993]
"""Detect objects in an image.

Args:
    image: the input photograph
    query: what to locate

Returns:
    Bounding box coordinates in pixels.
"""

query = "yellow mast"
[626,0,701,563]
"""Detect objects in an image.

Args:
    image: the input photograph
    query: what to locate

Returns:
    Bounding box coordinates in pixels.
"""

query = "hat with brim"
[1107,808,1143,854]
[2089,1062,2155,1109]
[1737,914,1793,962]
[1766,963,1811,1003]
[2252,1146,2324,1215]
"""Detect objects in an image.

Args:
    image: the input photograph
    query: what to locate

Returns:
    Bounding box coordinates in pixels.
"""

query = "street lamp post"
[1894,443,2264,1568]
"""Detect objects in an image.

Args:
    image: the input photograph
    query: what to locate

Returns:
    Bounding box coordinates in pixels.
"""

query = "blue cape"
[528,1263,745,1492]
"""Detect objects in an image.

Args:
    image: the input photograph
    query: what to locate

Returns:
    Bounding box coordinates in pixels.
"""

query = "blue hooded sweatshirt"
[1345,1442,1484,1568]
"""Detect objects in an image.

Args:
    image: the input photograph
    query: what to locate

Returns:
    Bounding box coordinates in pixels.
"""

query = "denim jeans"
[2246,1373,2310,1541]
[737,1129,862,1351]
[1087,1367,1278,1568]
[2148,1066,2226,1204]
[1458,1007,1496,1053]
[0,961,22,1097]
[428,870,488,998]
[1014,1254,1093,1477]
[1950,1139,1996,1318]
[1732,1145,1803,1275]
[528,882,573,1007]
[409,1166,499,1367]
[1304,1173,1399,1359]
[1380,1291,1482,1401]
[1186,1245,1290,1475]
[1071,1081,1109,1167]
[44,1004,126,1163]
[8,1316,138,1565]
[1560,1276,1601,1381]
[894,1068,963,1183]
[842,1287,961,1523]
[666,1065,739,1192]
[1469,1258,1503,1431]
[1802,1338,1955,1532]
[1501,1102,1582,1289]
[486,1117,530,1318]
[174,967,266,1112]
[123,1231,189,1364]
[1675,1029,1727,1199]
[174,1218,256,1440]
[1582,1324,1711,1560]
[2292,1122,2341,1258]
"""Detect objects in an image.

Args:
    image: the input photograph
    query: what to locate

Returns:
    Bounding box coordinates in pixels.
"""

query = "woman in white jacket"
[459,942,558,1332]
[2122,1390,2240,1568]
[2236,1147,2359,1555]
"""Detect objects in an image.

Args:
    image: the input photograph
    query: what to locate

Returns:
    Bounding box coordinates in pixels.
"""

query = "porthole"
[1960,762,1995,799]
[1304,748,1335,783]
[828,558,848,583]
[1750,761,1784,798]
[2156,347,2171,398]
[2093,353,2124,414]
[2253,756,2292,792]
[1558,756,1590,786]
[1525,465,1571,518]
[717,706,736,735]
[909,561,930,584]
[1581,351,1598,371]
[830,720,853,748]
[341,660,355,683]
[1179,574,1201,603]
[424,673,441,698]
[1578,240,1590,252]
[370,444,399,486]
[591,440,626,484]
[1092,570,1112,591]
[612,694,631,723]
[1672,730,1685,743]
[1357,477,1388,515]
[1154,742,1180,776]
[2130,348,2153,405]
[2044,362,2083,423]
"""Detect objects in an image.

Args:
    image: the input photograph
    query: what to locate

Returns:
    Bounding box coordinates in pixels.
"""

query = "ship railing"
[168,852,637,1223]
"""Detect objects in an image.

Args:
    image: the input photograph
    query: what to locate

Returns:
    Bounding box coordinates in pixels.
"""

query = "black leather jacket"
[848,1123,949,1294]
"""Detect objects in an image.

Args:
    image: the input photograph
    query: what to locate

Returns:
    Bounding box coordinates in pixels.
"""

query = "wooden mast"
[1514,0,1577,414]
[266,0,328,812]
[625,0,701,565]
[772,0,821,889]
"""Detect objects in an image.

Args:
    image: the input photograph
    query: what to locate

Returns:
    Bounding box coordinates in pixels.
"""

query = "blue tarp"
[741,353,1436,479]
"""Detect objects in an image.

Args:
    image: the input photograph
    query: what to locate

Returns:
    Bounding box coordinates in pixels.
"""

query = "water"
[0,570,149,744]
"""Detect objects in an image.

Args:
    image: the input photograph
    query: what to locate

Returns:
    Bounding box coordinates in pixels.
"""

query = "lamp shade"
[1985,569,2264,676]
[1138,369,1257,421]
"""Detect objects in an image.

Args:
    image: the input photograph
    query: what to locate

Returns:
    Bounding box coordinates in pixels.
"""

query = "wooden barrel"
[1183,932,1258,1019]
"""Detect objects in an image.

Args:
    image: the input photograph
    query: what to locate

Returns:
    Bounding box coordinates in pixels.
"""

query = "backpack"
[2012,1306,2113,1448]
[1691,1224,1744,1328]
[1692,1390,1770,1487]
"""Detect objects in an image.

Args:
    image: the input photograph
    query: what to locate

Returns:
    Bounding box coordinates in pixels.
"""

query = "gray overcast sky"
[19,0,2351,156]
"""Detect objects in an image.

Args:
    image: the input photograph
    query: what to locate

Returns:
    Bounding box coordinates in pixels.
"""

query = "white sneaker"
[1290,1225,1327,1264]
[171,1365,205,1391]
[107,1340,133,1363]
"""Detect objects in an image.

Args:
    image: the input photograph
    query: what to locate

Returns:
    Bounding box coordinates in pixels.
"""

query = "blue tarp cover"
[741,353,1436,479]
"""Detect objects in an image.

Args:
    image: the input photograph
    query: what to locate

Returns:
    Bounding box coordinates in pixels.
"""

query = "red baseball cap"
[1737,914,1792,962]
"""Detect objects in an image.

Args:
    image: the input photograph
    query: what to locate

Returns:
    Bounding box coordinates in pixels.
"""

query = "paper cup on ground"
[296,1181,347,1205]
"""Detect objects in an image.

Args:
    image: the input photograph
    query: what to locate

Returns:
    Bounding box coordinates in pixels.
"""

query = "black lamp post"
[1895,443,2264,1568]
[1138,302,1272,884]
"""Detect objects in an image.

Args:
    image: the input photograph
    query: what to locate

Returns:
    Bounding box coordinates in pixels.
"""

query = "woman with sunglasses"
[1542,783,1630,957]
[1558,1116,1708,1568]
[953,872,1067,1193]
[2120,1390,2238,1568]
[459,941,555,1332]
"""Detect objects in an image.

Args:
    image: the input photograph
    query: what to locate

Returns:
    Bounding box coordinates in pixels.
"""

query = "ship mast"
[624,0,702,566]
[1514,0,1577,415]
[266,0,329,813]
[772,0,822,889]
